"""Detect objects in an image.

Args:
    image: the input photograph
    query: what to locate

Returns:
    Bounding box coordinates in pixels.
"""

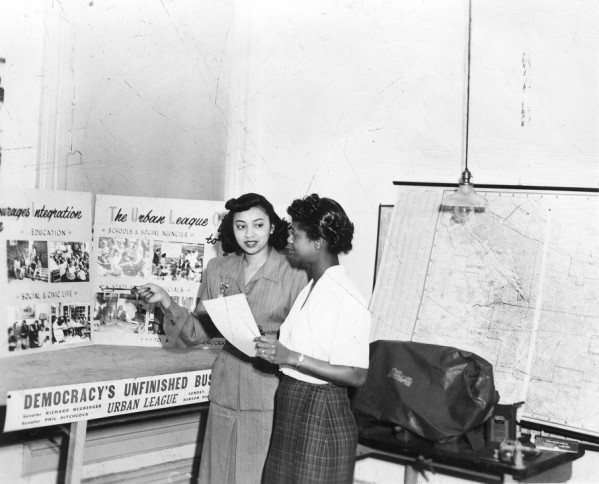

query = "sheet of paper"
[202,294,261,357]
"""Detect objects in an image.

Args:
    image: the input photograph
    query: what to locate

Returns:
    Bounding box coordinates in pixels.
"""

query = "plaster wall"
[0,0,45,187]
[1,0,234,200]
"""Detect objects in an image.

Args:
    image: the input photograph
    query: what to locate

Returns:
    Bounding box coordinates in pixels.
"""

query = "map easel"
[372,183,599,441]
[0,345,218,483]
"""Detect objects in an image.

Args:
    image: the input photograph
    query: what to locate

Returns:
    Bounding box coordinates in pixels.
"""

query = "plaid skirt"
[263,376,358,484]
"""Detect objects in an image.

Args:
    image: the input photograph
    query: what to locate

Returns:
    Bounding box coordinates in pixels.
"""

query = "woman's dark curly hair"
[287,194,354,255]
[219,193,289,254]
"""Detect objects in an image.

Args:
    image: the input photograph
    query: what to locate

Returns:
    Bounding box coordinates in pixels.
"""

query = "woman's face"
[287,222,317,264]
[233,206,273,256]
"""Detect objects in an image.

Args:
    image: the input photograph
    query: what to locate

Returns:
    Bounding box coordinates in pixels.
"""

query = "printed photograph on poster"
[93,288,164,338]
[91,194,224,347]
[0,187,94,357]
[48,241,90,283]
[97,237,151,278]
[6,302,91,353]
[152,241,204,282]
[6,240,48,283]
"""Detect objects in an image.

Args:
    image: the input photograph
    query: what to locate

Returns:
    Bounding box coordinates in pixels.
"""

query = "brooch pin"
[218,282,230,298]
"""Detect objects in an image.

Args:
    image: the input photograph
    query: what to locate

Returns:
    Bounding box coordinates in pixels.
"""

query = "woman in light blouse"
[255,194,371,484]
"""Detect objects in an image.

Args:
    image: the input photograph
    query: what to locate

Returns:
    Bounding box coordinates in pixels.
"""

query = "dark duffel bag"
[352,340,499,446]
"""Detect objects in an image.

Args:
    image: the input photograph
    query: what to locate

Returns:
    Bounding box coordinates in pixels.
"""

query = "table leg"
[404,465,419,484]
[65,420,87,484]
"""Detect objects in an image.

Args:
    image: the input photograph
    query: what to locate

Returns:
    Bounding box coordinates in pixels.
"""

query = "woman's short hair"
[287,194,354,255]
[220,193,289,254]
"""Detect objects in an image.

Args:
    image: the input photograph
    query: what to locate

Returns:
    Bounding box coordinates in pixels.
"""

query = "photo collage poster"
[92,195,224,347]
[0,188,93,357]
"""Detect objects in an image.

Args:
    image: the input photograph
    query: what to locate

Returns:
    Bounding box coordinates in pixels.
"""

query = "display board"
[370,185,599,438]
[0,188,94,357]
[92,194,224,347]
[0,190,227,354]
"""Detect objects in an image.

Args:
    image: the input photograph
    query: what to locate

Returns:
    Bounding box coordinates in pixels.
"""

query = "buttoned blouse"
[279,265,371,385]
[164,249,307,410]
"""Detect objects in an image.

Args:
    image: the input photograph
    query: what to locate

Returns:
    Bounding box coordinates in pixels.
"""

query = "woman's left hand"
[254,335,291,365]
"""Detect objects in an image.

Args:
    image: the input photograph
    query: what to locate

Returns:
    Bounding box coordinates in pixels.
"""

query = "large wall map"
[370,187,599,437]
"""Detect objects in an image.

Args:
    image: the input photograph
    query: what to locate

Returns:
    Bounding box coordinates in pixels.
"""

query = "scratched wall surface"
[229,1,469,193]
[0,1,45,188]
[60,0,235,200]
[226,0,471,297]
[468,0,599,186]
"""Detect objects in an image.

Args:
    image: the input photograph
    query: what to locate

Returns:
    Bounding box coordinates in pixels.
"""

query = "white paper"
[202,294,261,357]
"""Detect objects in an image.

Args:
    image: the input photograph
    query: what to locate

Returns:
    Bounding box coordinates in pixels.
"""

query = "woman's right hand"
[133,283,172,309]
[254,335,294,366]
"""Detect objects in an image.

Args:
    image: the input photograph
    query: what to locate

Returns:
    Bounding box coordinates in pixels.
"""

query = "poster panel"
[0,188,93,357]
[4,369,211,431]
[92,195,224,347]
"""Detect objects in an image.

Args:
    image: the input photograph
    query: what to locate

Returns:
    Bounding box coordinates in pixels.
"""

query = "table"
[0,344,218,483]
[356,418,585,483]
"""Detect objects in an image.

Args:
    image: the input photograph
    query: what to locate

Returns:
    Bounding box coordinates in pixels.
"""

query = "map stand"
[372,183,599,439]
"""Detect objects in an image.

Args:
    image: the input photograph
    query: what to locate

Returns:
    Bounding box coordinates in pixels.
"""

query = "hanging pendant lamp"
[441,0,487,222]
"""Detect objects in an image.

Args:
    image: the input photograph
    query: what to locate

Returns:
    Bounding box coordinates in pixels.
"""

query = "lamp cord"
[464,0,472,175]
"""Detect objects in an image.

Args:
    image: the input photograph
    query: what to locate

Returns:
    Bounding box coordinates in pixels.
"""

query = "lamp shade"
[442,183,488,208]
[441,168,488,209]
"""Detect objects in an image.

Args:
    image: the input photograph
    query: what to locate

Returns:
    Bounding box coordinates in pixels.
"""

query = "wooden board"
[0,345,219,406]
